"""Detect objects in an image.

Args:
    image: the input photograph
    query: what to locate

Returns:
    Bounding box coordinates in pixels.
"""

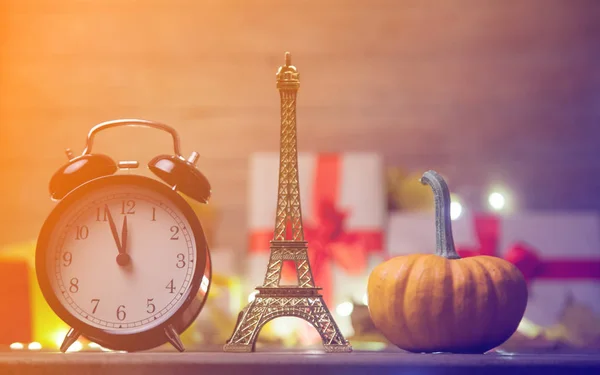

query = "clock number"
[91,299,100,314]
[96,206,108,222]
[75,225,89,240]
[146,298,156,314]
[121,200,136,215]
[151,207,157,221]
[69,278,79,293]
[63,252,72,267]
[165,279,176,294]
[170,226,180,240]
[117,305,126,321]
[176,253,186,268]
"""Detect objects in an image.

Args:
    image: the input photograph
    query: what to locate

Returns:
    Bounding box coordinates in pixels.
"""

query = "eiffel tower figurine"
[223,52,352,353]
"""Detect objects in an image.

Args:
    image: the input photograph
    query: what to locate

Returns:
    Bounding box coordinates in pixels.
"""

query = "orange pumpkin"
[368,170,528,353]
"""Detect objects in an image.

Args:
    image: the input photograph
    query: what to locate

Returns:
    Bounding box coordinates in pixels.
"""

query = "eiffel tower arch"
[226,289,350,353]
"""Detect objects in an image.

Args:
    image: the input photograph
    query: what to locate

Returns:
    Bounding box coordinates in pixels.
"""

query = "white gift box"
[386,211,600,327]
[246,152,386,336]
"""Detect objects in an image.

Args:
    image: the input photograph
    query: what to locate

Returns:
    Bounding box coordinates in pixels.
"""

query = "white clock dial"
[45,183,198,334]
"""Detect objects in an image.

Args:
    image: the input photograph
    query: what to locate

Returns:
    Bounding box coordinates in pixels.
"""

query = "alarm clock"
[36,119,212,353]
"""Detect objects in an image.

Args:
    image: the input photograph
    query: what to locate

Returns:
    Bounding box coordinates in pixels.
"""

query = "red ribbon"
[456,215,600,282]
[249,154,383,305]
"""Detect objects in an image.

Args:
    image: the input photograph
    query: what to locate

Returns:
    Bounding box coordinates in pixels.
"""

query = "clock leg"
[59,327,81,353]
[164,324,185,352]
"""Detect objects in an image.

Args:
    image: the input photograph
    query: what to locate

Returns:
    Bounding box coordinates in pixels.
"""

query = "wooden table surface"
[1,351,600,375]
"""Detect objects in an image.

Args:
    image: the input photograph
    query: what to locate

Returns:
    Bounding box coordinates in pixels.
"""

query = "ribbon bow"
[456,216,542,281]
[282,199,369,305]
[456,215,600,282]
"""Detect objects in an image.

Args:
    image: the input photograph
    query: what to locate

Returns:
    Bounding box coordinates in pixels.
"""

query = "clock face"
[40,176,202,335]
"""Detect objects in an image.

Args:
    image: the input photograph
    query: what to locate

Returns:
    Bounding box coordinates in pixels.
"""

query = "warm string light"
[6,341,81,351]
[65,341,83,352]
[336,302,354,317]
[27,342,42,350]
[488,191,506,211]
[9,342,24,350]
[450,193,463,221]
[447,185,515,219]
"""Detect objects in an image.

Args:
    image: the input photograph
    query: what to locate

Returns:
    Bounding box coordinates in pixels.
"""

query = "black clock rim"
[35,174,211,352]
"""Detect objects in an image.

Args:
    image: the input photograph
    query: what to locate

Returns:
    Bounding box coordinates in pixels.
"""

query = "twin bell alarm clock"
[35,119,212,353]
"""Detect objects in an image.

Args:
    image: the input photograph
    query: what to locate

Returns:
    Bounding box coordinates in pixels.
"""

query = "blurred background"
[0,0,599,353]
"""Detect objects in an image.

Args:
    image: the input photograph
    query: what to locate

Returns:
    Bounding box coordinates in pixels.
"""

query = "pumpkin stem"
[420,170,461,259]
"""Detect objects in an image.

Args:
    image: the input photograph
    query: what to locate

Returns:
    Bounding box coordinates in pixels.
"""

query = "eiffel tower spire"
[273,52,304,243]
[223,53,351,353]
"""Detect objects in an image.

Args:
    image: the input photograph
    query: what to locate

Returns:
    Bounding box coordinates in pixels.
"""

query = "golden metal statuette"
[223,52,351,353]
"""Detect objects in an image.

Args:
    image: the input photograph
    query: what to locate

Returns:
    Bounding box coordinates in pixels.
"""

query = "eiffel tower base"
[223,288,352,353]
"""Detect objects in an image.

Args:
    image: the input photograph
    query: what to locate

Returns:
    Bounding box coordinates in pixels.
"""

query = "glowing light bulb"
[336,302,354,317]
[10,342,24,350]
[449,194,463,220]
[488,192,506,211]
[28,342,42,350]
[450,201,463,220]
[66,341,83,352]
[53,329,70,348]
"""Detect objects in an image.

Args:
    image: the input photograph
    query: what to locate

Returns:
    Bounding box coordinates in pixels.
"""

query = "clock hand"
[105,205,123,253]
[121,215,128,254]
[105,205,131,266]
[116,215,131,267]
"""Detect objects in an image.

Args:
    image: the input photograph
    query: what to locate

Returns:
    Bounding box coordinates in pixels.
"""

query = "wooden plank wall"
[1,0,599,257]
